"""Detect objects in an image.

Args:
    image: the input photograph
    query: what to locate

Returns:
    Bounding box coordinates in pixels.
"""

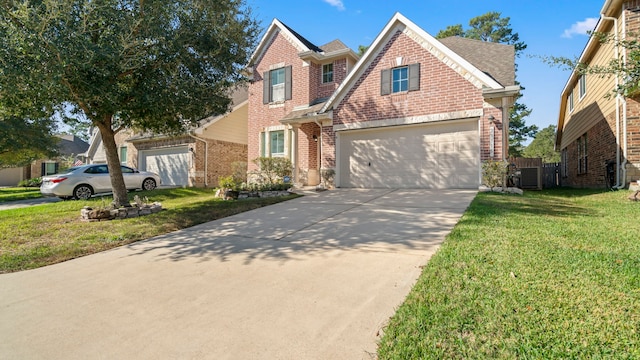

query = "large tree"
[436,12,537,157]
[1,0,259,206]
[523,125,561,163]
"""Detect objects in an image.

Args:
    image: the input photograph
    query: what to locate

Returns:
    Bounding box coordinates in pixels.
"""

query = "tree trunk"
[97,119,130,207]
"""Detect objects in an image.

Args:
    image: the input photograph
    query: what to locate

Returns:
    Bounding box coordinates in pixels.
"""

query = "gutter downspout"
[601,14,625,188]
[189,133,208,187]
[620,12,629,188]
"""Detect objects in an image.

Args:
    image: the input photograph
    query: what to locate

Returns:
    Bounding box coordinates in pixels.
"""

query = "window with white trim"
[270,130,285,157]
[579,74,587,99]
[392,66,408,93]
[119,146,127,165]
[271,68,285,102]
[322,63,333,83]
[568,90,574,112]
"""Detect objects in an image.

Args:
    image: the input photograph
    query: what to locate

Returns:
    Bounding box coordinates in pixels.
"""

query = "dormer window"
[322,63,333,83]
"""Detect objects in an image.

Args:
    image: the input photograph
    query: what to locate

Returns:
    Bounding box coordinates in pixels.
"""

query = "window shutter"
[408,63,420,91]
[54,163,59,174]
[41,162,45,176]
[380,69,391,95]
[263,71,270,104]
[285,66,292,101]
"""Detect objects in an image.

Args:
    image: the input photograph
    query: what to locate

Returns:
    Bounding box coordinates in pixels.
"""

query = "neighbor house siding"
[200,103,249,145]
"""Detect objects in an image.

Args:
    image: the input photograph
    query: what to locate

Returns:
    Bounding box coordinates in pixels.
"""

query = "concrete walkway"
[0,196,60,210]
[0,188,476,359]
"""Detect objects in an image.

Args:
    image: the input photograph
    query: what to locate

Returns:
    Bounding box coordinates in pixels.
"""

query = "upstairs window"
[381,63,420,95]
[579,74,587,99]
[392,67,408,93]
[263,66,292,104]
[271,68,285,102]
[568,90,574,112]
[322,63,333,83]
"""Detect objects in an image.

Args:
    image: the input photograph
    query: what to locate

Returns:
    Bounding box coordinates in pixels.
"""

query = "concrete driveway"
[0,188,476,359]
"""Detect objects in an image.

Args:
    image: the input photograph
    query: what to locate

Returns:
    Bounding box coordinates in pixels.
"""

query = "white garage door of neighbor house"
[338,120,479,189]
[0,167,24,187]
[140,147,189,186]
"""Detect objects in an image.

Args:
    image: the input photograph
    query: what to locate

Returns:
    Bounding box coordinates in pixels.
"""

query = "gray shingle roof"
[439,36,515,87]
[320,39,350,53]
[56,134,89,156]
[279,21,323,53]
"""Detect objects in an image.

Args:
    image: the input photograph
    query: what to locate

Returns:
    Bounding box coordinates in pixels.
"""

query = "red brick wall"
[248,32,311,171]
[334,31,485,126]
[204,139,248,188]
[563,110,618,188]
[480,106,504,161]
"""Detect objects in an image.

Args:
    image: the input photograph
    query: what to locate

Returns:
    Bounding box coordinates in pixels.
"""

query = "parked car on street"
[40,164,161,200]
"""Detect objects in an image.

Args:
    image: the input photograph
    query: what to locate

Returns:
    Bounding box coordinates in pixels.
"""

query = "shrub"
[252,157,292,185]
[230,161,247,184]
[218,175,239,191]
[320,169,335,188]
[482,160,508,189]
[18,177,42,187]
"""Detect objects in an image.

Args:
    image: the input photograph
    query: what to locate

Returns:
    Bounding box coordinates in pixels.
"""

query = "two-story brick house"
[248,13,519,189]
[556,0,640,189]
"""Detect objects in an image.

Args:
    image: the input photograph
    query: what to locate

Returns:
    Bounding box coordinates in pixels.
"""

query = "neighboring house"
[0,134,89,186]
[556,0,640,188]
[84,87,248,187]
[247,13,519,189]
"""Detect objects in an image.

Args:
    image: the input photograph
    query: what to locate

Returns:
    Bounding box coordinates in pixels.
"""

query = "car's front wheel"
[73,185,93,200]
[142,178,157,191]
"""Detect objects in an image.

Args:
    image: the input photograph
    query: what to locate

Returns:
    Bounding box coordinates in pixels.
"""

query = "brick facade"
[248,18,513,187]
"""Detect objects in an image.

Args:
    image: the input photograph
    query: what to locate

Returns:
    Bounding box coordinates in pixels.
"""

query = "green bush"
[252,157,292,185]
[481,160,507,189]
[18,177,42,187]
[218,175,239,191]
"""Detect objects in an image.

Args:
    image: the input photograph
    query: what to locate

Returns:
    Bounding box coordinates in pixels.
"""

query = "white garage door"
[140,147,189,186]
[0,167,24,186]
[338,120,479,189]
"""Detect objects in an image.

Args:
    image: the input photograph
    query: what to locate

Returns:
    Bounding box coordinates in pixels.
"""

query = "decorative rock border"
[478,186,524,195]
[81,203,163,222]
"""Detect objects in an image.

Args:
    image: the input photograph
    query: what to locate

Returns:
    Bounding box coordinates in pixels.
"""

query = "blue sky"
[247,0,606,134]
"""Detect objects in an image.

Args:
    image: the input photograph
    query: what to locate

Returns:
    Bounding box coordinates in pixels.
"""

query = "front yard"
[378,189,640,358]
[0,187,42,202]
[0,188,298,273]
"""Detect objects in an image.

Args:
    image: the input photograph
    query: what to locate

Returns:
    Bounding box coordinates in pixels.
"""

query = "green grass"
[378,188,640,359]
[0,187,43,202]
[0,188,298,273]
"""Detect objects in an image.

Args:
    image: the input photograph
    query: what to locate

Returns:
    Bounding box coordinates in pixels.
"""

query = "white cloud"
[562,18,598,38]
[323,0,345,11]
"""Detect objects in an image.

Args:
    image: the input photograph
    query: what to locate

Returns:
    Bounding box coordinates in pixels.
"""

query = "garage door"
[0,167,24,187]
[140,147,189,186]
[338,120,479,189]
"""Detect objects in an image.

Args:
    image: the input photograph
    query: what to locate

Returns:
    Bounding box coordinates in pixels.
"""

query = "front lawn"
[378,189,640,359]
[0,188,298,273]
[0,187,42,203]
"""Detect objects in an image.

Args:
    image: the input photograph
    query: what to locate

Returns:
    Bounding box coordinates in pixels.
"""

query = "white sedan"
[40,164,161,200]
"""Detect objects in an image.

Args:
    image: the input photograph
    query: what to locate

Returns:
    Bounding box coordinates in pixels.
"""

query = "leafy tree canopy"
[0,107,60,168]
[1,0,259,205]
[523,125,560,163]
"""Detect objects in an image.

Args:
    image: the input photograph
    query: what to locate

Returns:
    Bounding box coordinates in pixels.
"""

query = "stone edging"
[81,203,163,222]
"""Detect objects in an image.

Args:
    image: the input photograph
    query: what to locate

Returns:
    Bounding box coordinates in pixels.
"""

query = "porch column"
[290,124,300,185]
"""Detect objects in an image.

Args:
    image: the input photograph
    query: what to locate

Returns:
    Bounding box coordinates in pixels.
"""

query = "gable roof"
[439,36,515,87]
[320,13,507,113]
[320,39,350,53]
[195,86,249,134]
[56,134,89,156]
[248,19,321,67]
